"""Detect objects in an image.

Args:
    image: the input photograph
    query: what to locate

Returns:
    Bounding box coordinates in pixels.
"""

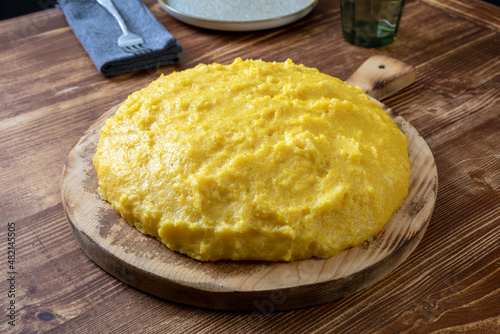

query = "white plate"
[158,0,318,31]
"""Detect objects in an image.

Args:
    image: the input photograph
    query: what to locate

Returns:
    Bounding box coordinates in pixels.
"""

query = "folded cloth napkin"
[58,0,182,76]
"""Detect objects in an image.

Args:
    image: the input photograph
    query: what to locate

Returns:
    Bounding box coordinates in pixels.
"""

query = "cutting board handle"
[346,55,416,101]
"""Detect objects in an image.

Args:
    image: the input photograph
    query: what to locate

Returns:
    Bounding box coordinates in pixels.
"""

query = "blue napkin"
[58,0,182,76]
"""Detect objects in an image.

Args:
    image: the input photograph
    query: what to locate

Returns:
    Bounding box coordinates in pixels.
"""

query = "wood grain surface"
[346,55,416,101]
[61,56,436,311]
[1,0,499,332]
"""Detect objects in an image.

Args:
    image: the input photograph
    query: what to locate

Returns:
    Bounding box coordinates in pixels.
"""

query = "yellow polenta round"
[93,58,410,262]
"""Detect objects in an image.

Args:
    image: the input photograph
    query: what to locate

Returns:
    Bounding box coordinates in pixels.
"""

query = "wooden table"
[1,0,499,332]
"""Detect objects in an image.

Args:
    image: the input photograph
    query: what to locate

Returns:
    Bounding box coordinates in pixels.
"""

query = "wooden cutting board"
[61,56,437,312]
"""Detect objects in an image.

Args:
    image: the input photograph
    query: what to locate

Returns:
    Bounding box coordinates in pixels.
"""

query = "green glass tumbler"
[340,0,406,47]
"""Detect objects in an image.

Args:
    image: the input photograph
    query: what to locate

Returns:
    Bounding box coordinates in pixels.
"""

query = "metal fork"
[96,0,151,54]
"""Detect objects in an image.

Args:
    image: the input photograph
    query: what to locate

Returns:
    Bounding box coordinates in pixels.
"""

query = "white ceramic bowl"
[158,0,318,31]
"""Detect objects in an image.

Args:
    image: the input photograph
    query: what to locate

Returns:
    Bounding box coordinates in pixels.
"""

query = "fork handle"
[96,0,130,34]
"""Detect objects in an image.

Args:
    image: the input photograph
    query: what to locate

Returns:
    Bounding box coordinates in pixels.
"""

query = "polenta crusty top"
[93,58,410,261]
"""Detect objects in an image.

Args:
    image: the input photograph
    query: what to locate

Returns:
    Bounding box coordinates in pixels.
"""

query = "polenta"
[93,58,410,262]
